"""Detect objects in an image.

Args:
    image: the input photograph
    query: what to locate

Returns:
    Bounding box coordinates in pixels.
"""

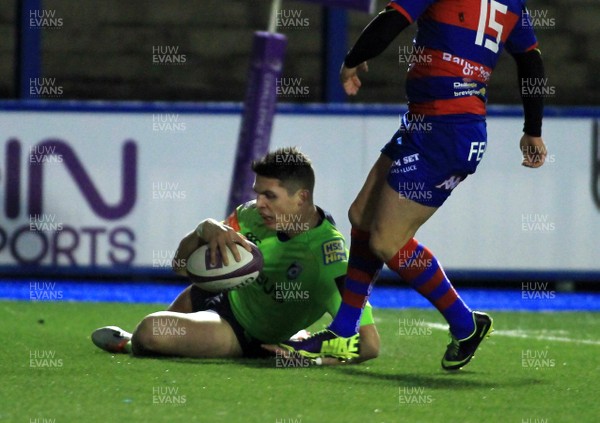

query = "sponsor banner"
[0,111,239,269]
[0,110,597,274]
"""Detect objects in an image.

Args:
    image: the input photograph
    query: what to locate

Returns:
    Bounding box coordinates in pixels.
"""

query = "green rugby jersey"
[225,201,374,343]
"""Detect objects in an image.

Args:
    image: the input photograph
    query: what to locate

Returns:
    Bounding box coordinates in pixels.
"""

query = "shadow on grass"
[333,366,546,390]
[145,356,274,368]
[131,355,546,391]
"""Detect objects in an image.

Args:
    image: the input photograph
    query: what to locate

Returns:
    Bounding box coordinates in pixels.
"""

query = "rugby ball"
[186,242,263,293]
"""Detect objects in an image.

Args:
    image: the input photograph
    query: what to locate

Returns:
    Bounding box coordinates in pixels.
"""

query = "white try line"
[424,322,600,346]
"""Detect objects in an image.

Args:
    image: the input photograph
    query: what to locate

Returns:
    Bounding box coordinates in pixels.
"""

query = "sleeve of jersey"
[359,302,375,326]
[504,6,539,54]
[223,207,241,232]
[387,0,435,23]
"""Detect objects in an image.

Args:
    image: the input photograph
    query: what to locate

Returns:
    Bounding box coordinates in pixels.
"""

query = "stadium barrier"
[1,100,599,282]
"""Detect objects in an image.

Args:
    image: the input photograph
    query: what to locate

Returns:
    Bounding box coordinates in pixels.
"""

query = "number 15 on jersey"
[475,0,508,53]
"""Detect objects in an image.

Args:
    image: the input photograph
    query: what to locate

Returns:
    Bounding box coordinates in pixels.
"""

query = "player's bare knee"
[130,320,151,356]
[368,231,395,263]
[131,315,162,356]
[348,202,360,227]
[167,286,193,313]
[348,200,369,230]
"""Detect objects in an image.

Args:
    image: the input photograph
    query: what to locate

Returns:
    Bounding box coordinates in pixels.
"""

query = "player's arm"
[341,6,410,95]
[307,322,378,366]
[172,217,250,276]
[285,319,379,366]
[512,48,547,168]
[355,322,380,363]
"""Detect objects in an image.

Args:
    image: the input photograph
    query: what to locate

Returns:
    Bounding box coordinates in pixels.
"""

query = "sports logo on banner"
[1,138,137,266]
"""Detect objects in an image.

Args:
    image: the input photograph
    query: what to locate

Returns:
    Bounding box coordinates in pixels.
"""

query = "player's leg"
[92,285,227,355]
[369,182,437,261]
[327,154,390,337]
[167,285,194,313]
[368,156,476,338]
[131,310,243,358]
[371,181,478,336]
[348,153,392,230]
[373,119,492,369]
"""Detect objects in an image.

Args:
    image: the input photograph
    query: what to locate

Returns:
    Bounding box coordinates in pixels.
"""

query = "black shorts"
[189,285,271,358]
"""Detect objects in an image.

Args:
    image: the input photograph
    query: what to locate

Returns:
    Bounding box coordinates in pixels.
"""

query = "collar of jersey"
[276,206,326,242]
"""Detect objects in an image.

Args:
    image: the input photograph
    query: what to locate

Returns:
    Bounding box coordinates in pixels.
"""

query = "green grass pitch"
[3,300,599,423]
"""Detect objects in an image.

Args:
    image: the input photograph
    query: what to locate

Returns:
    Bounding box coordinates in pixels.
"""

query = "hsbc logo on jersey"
[322,239,346,265]
[435,175,463,191]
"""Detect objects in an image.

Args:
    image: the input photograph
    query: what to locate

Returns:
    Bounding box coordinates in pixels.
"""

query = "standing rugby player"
[282,0,546,370]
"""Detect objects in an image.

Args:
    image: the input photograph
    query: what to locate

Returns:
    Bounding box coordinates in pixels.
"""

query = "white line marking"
[424,322,600,346]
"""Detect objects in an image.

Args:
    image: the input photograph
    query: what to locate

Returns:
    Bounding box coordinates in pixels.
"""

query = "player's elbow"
[359,341,380,362]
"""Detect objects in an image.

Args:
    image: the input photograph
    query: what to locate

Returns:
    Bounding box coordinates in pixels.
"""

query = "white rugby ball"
[186,242,263,293]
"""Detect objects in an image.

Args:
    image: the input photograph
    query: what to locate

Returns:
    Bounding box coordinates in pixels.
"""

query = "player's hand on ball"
[198,219,251,266]
[520,134,547,168]
[340,62,368,96]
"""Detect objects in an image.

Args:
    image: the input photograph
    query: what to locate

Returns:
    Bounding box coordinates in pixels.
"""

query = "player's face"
[253,175,303,230]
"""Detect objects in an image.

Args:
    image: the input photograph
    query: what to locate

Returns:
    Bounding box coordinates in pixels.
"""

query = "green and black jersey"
[225,201,374,343]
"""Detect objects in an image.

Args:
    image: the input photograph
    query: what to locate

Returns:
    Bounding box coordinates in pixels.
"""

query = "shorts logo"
[392,153,420,174]
[435,175,463,191]
[468,141,486,161]
[322,239,346,265]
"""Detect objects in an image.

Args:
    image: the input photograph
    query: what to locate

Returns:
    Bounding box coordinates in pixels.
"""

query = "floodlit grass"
[2,301,599,422]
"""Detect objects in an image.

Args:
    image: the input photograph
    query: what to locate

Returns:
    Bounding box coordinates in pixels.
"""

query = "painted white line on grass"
[424,322,600,346]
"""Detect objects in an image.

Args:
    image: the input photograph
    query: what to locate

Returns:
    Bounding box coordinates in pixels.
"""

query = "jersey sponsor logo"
[435,175,463,191]
[442,52,491,82]
[453,81,486,98]
[322,239,346,265]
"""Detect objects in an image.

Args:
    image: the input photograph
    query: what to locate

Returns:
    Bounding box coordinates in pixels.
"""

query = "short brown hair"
[251,147,315,195]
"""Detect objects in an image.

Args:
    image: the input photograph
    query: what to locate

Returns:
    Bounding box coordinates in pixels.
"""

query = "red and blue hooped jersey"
[389,0,538,116]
